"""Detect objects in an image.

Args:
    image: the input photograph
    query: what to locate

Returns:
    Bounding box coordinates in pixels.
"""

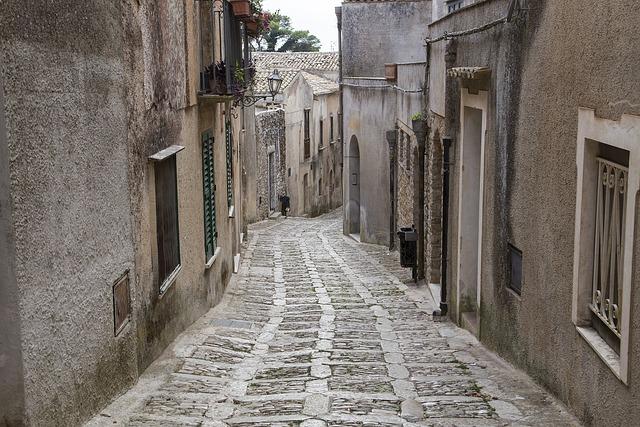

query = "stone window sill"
[576,326,625,384]
[228,205,235,218]
[330,140,336,145]
[319,145,326,152]
[159,265,182,296]
[205,247,222,270]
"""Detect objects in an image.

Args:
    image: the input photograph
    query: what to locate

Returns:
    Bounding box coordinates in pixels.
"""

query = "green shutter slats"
[202,130,217,261]
[225,120,234,208]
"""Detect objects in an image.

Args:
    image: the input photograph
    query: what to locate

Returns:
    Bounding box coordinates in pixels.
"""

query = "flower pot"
[245,19,259,36]
[412,118,426,136]
[385,63,397,81]
[229,0,251,18]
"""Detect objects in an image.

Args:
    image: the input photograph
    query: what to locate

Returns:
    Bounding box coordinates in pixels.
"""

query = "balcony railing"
[198,0,254,97]
[591,157,628,338]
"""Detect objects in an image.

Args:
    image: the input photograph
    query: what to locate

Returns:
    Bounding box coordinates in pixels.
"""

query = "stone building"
[284,71,343,217]
[254,109,287,220]
[248,52,342,218]
[0,1,252,424]
[423,0,640,424]
[339,0,432,269]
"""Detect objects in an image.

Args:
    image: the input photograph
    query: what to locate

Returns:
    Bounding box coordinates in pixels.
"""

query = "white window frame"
[573,108,640,384]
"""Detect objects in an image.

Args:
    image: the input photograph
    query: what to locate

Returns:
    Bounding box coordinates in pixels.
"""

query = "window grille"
[330,114,334,142]
[304,109,311,159]
[155,155,181,292]
[202,130,217,261]
[447,0,464,13]
[591,158,628,338]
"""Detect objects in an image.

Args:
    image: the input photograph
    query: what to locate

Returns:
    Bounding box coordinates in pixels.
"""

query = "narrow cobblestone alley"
[87,210,579,427]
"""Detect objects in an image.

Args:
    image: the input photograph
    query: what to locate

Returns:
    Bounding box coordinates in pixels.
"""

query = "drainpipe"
[436,136,452,317]
[335,7,344,192]
[386,129,397,250]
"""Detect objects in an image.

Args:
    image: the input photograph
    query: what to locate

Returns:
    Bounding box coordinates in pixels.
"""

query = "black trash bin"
[397,226,418,268]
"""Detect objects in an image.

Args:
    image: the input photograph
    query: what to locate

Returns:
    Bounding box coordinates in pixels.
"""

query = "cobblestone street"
[88,210,579,426]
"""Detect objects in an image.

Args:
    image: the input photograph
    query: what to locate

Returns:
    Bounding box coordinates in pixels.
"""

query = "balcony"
[197,0,255,102]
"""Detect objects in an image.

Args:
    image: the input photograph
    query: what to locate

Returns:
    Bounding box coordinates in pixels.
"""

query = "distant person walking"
[279,194,290,217]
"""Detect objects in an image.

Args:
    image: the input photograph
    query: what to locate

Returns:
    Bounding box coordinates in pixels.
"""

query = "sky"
[262,0,343,52]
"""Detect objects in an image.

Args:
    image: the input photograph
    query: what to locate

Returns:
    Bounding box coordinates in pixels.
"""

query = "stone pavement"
[87,210,580,427]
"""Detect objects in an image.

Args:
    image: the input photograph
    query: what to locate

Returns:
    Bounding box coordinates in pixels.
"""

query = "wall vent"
[113,272,131,336]
[508,244,523,295]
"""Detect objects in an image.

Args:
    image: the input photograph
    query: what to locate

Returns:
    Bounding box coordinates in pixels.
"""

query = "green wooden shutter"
[202,130,217,260]
[225,120,233,208]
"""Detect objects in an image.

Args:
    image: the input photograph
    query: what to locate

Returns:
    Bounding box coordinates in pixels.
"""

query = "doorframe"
[455,88,488,330]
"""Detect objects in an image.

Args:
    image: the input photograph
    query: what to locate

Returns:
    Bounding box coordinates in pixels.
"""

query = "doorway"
[349,136,361,238]
[268,152,276,212]
[456,89,487,336]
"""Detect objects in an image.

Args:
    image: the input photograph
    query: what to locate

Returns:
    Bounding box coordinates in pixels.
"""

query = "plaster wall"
[0,60,24,427]
[430,0,640,424]
[242,106,258,226]
[343,80,396,244]
[285,75,342,217]
[0,1,243,424]
[341,0,431,78]
[1,2,138,424]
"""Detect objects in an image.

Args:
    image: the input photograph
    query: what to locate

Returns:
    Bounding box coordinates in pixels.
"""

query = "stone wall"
[255,109,287,220]
[429,0,640,424]
[0,1,244,424]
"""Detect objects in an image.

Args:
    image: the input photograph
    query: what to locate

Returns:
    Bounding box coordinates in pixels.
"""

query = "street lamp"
[232,68,283,108]
[267,69,283,101]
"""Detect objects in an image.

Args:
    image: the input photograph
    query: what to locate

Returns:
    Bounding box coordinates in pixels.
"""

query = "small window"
[508,244,522,295]
[202,130,218,262]
[330,115,334,142]
[447,0,464,13]
[319,119,324,148]
[304,109,311,159]
[337,112,343,141]
[155,154,181,292]
[319,178,323,195]
[288,168,291,177]
[113,272,130,336]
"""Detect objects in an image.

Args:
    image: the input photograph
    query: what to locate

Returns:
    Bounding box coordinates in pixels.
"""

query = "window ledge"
[228,205,235,218]
[576,326,624,383]
[330,140,336,145]
[319,145,326,151]
[205,247,222,270]
[159,265,182,296]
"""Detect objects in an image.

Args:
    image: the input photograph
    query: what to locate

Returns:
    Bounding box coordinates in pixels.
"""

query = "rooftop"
[252,52,339,94]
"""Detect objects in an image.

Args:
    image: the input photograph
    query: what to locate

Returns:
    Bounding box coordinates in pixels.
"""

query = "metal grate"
[591,157,628,338]
[113,272,131,336]
[508,244,522,295]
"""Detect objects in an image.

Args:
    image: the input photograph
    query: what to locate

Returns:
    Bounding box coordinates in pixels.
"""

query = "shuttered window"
[304,109,311,159]
[202,130,217,261]
[155,155,181,292]
[225,120,234,209]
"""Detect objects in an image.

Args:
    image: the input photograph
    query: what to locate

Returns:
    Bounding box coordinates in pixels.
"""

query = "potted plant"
[229,0,251,19]
[245,18,259,36]
[207,61,228,95]
[411,112,426,136]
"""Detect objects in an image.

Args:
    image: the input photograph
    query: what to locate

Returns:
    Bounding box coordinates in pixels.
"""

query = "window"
[225,120,234,213]
[304,108,311,159]
[572,108,640,384]
[338,112,343,141]
[330,114,335,142]
[319,178,323,195]
[447,0,464,13]
[508,244,522,295]
[319,119,324,148]
[153,150,182,293]
[202,130,218,263]
[113,272,130,336]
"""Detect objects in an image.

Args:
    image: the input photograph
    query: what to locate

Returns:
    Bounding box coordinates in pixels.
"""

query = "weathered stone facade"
[0,1,247,424]
[255,109,287,220]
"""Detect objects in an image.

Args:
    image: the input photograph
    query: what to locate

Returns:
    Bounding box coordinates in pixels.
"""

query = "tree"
[255,12,321,52]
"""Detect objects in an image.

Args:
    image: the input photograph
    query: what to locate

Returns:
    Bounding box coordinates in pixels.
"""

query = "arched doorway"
[348,136,361,237]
